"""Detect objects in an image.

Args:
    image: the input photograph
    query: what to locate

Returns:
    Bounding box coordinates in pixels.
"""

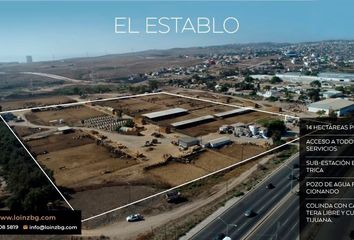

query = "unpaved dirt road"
[81,155,273,240]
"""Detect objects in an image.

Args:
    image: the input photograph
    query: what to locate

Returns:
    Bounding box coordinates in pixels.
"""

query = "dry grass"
[0,96,75,111]
[25,105,104,126]
[38,143,137,188]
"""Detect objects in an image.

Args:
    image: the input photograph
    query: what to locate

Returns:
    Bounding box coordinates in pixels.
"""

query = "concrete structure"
[308,98,354,116]
[142,108,188,120]
[214,108,253,118]
[171,115,215,128]
[178,137,200,148]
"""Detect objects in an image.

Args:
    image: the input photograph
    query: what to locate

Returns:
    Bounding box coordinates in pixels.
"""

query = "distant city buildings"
[26,55,33,63]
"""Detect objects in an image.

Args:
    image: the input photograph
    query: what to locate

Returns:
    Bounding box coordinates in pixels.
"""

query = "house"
[322,90,344,99]
[257,90,280,98]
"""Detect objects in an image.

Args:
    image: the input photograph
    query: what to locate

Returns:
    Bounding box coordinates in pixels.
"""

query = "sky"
[0,0,353,62]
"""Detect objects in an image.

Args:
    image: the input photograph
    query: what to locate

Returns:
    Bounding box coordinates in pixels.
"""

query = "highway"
[189,154,299,240]
[245,192,299,240]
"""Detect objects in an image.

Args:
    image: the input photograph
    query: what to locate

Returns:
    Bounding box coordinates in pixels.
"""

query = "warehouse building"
[178,137,200,149]
[171,115,215,128]
[214,108,253,118]
[208,137,232,148]
[308,98,354,116]
[142,108,188,120]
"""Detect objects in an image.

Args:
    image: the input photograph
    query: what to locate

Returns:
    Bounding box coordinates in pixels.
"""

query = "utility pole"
[290,168,294,193]
[226,180,229,202]
[217,217,237,236]
[126,181,131,203]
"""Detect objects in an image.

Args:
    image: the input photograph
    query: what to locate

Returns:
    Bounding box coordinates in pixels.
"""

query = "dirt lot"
[97,94,278,137]
[148,143,265,186]
[177,111,277,137]
[26,131,138,188]
[98,94,230,118]
[25,105,104,126]
[70,185,162,219]
[16,93,273,220]
[38,143,138,188]
[0,54,201,81]
[216,143,265,160]
[27,131,94,154]
[97,97,171,117]
[148,162,208,186]
[173,90,257,106]
[0,96,75,111]
[13,126,49,137]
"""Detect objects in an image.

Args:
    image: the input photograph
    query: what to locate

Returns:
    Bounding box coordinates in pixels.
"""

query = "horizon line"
[1,38,353,64]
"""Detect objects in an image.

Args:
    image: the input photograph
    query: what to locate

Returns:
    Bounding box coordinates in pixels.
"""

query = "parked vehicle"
[126,214,144,222]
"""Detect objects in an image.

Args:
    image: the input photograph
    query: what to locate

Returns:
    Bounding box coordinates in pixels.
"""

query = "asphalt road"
[189,154,299,240]
[246,192,299,240]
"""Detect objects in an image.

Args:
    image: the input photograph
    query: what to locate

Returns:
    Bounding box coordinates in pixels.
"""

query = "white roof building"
[214,108,253,118]
[142,108,188,119]
[171,115,214,128]
[308,98,354,116]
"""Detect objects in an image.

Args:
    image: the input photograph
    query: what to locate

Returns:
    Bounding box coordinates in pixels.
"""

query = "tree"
[307,88,320,102]
[73,86,81,95]
[348,85,354,94]
[123,119,135,128]
[328,109,338,119]
[335,86,345,92]
[310,80,321,88]
[0,123,60,211]
[285,90,293,102]
[206,81,216,90]
[191,74,200,81]
[219,84,229,93]
[267,96,279,102]
[317,110,326,117]
[244,75,254,82]
[258,119,286,139]
[264,85,271,91]
[270,76,283,84]
[148,80,159,91]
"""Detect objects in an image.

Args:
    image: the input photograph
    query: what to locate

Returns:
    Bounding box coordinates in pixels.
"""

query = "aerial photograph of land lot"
[1,1,353,239]
[2,92,295,220]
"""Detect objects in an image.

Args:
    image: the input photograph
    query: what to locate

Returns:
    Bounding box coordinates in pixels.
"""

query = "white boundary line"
[0,91,299,120]
[0,91,300,221]
[0,92,162,114]
[81,137,299,222]
[0,115,75,210]
[162,91,300,119]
